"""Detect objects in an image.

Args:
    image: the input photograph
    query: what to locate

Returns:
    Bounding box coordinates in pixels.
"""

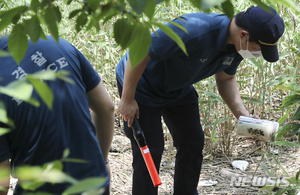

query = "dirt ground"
[109,121,300,195]
[7,120,300,195]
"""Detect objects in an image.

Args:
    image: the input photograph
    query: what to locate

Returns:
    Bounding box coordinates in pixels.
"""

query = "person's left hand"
[243,114,260,119]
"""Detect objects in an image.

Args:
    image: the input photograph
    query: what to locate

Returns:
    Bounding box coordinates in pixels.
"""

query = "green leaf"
[8,24,28,65]
[68,9,81,19]
[26,15,41,44]
[61,158,88,163]
[260,162,273,177]
[54,6,61,23]
[211,117,218,140]
[168,21,188,34]
[21,180,45,191]
[275,124,300,141]
[75,12,88,32]
[11,13,21,24]
[202,0,227,10]
[283,94,300,105]
[30,0,39,13]
[296,170,300,180]
[274,188,287,195]
[27,97,40,107]
[56,71,74,84]
[129,23,151,67]
[278,108,292,124]
[275,83,295,92]
[27,77,54,110]
[154,22,188,56]
[275,0,300,12]
[30,70,57,81]
[273,155,289,177]
[128,0,148,14]
[39,28,47,40]
[0,6,28,20]
[86,0,101,9]
[290,125,300,136]
[114,18,136,50]
[63,148,70,158]
[189,0,201,9]
[44,160,63,172]
[15,166,44,181]
[0,128,11,136]
[16,165,78,184]
[0,80,33,101]
[0,50,10,57]
[155,0,166,5]
[102,8,119,24]
[44,6,59,42]
[86,16,100,32]
[64,0,73,5]
[249,58,263,71]
[62,177,108,195]
[0,102,14,127]
[144,0,155,20]
[241,96,263,105]
[0,18,12,32]
[114,18,128,46]
[221,0,234,19]
[155,0,165,4]
[291,105,300,121]
[271,141,300,147]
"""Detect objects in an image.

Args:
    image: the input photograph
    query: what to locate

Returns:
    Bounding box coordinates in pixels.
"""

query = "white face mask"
[238,38,262,59]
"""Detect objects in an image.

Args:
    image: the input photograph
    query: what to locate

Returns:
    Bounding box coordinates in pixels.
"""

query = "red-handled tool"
[132,117,162,187]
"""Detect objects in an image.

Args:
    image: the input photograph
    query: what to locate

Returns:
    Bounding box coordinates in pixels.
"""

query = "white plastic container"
[236,116,279,141]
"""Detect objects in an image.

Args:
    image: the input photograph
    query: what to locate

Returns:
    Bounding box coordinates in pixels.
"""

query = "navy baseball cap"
[245,6,284,62]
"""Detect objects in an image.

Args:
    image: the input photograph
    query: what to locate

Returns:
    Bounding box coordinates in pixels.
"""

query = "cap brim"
[261,44,279,62]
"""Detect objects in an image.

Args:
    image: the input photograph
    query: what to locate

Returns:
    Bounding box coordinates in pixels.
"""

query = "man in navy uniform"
[0,36,114,194]
[116,6,284,195]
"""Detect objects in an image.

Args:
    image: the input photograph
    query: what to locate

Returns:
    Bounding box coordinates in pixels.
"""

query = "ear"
[239,30,249,38]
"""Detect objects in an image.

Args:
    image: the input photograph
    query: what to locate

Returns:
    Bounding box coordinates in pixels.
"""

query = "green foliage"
[153,22,188,56]
[128,0,149,14]
[129,23,152,67]
[0,70,73,136]
[0,0,278,67]
[8,23,28,64]
[25,15,41,44]
[267,81,300,194]
[0,101,14,128]
[44,6,59,42]
[0,79,33,102]
[27,76,54,110]
[7,149,108,194]
[62,177,107,195]
[0,127,11,136]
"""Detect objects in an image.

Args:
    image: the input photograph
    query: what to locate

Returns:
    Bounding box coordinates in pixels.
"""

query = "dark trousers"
[117,80,204,195]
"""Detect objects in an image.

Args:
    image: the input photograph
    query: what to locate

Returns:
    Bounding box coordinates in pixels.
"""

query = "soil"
[109,121,300,195]
[8,120,300,195]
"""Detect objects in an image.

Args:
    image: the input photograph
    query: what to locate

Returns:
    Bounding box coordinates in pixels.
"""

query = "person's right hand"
[118,97,139,127]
